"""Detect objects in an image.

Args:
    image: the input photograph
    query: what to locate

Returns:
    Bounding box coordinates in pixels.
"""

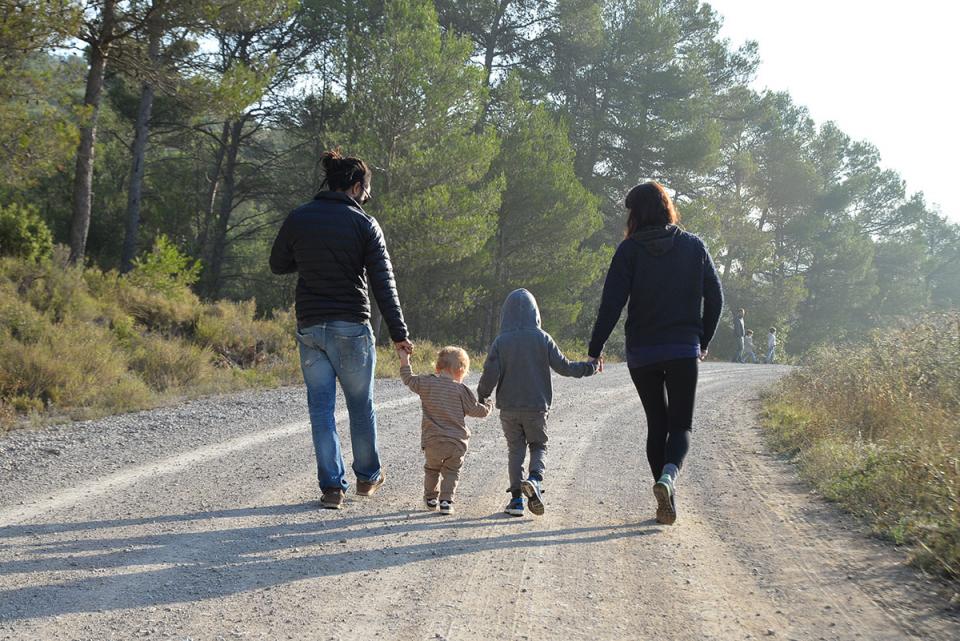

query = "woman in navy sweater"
[588,182,723,525]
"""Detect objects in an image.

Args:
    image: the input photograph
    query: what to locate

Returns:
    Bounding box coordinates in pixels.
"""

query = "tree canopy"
[1,0,956,356]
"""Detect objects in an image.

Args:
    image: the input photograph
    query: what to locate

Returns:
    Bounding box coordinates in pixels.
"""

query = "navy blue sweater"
[588,226,723,359]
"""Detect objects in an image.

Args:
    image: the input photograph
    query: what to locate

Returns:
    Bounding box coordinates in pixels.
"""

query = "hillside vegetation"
[0,244,442,431]
[763,313,960,579]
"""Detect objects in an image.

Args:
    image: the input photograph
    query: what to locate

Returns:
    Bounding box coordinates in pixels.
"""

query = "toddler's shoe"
[439,500,454,515]
[520,478,545,516]
[504,496,525,517]
[653,474,677,525]
[424,497,439,511]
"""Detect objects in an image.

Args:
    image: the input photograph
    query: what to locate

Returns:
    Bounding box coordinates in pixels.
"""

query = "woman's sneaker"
[653,474,677,525]
[520,478,545,516]
[424,497,439,511]
[438,500,454,515]
[504,496,525,517]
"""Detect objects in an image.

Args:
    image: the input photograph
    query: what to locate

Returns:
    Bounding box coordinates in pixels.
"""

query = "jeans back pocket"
[336,333,372,374]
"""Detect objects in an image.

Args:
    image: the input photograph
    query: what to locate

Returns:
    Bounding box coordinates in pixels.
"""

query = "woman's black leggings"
[629,358,699,481]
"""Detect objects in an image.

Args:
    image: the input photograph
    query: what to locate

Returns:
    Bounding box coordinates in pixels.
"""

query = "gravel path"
[0,363,956,640]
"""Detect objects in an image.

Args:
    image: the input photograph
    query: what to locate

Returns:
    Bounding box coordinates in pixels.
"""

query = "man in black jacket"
[270,150,412,509]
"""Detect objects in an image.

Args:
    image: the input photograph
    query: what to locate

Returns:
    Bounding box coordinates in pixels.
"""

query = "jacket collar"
[314,190,364,209]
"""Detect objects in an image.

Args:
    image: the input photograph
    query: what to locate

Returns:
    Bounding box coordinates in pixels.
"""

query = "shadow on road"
[0,504,659,620]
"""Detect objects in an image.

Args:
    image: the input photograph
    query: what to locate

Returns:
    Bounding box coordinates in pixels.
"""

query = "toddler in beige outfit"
[400,346,492,514]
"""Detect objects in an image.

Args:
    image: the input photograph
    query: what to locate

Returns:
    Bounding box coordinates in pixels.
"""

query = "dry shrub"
[0,321,153,416]
[112,278,201,335]
[0,282,46,343]
[1,250,99,323]
[127,334,215,392]
[0,399,15,431]
[195,300,299,383]
[764,312,960,579]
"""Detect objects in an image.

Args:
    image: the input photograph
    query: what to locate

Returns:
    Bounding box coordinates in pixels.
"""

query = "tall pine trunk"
[120,16,161,272]
[69,0,117,265]
[202,118,244,298]
[194,121,231,258]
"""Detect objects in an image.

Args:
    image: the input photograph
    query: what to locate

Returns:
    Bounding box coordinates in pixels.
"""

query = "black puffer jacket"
[269,191,408,342]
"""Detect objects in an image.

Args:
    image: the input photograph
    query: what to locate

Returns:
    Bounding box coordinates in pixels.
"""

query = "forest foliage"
[1,0,958,360]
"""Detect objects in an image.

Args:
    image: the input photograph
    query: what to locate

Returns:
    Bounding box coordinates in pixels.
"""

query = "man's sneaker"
[504,496,525,517]
[653,474,677,525]
[425,497,439,511]
[356,470,386,496]
[438,500,454,515]
[520,478,545,516]
[320,488,344,510]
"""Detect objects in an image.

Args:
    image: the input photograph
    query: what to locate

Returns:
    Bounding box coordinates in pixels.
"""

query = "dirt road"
[0,363,956,640]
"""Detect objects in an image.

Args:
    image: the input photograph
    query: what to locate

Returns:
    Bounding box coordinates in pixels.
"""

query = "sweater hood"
[499,289,541,332]
[630,224,682,256]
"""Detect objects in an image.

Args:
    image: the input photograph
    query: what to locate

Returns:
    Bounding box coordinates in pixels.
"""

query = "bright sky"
[707,0,959,223]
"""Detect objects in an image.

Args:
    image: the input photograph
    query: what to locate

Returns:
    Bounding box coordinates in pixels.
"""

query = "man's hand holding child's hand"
[588,355,604,374]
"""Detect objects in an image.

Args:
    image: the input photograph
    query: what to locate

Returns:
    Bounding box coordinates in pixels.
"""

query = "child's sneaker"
[504,496,525,516]
[520,478,545,515]
[653,474,677,525]
[439,500,454,515]
[425,497,439,511]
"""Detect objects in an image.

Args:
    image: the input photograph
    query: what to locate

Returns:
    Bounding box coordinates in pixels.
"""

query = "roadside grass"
[0,251,498,432]
[0,251,295,431]
[762,313,960,580]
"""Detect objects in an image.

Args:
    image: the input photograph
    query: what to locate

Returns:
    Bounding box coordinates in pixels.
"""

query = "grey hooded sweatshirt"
[477,289,596,412]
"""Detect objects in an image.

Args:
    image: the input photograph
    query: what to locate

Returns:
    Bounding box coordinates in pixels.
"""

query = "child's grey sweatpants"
[500,410,548,492]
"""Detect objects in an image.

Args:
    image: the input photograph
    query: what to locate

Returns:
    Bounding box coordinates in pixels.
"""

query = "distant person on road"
[765,327,777,364]
[269,149,413,510]
[400,346,492,515]
[743,330,758,363]
[588,181,723,525]
[477,289,598,518]
[733,308,746,363]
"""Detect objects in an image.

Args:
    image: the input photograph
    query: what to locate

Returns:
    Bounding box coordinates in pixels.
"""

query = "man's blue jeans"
[733,336,745,363]
[296,321,381,491]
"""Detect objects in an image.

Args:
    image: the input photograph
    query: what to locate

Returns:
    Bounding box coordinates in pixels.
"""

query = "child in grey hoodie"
[477,289,598,517]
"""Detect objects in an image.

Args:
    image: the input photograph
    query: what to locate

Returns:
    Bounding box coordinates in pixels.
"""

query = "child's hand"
[398,349,411,365]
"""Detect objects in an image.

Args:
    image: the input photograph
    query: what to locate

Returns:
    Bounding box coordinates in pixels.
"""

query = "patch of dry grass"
[0,254,301,431]
[0,253,494,433]
[763,313,960,580]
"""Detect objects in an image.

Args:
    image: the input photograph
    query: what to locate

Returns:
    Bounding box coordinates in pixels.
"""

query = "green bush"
[0,203,53,260]
[764,312,960,579]
[126,235,201,298]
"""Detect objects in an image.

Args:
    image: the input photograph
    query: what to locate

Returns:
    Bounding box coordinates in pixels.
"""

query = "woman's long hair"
[624,181,679,237]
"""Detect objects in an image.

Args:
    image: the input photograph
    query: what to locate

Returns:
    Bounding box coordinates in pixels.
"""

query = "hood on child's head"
[499,289,541,332]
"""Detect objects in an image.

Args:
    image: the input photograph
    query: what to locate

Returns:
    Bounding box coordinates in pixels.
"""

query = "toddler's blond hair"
[436,346,470,374]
